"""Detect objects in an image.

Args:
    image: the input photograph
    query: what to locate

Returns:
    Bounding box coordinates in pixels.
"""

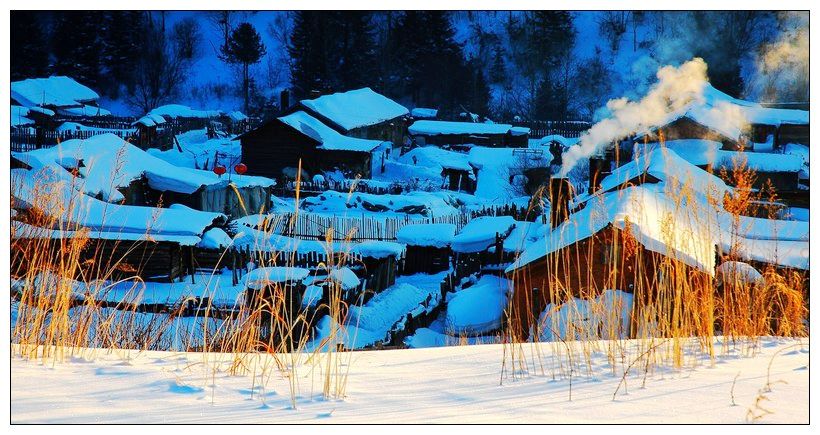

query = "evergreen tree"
[388,11,468,114]
[52,11,107,89]
[11,11,52,81]
[221,22,266,112]
[103,11,147,97]
[288,11,378,98]
[489,45,507,84]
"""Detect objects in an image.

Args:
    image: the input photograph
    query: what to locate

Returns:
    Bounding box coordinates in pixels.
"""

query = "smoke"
[559,58,710,176]
[745,11,809,102]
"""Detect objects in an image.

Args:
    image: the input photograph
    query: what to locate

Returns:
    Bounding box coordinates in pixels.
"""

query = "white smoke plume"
[746,11,809,102]
[559,58,711,176]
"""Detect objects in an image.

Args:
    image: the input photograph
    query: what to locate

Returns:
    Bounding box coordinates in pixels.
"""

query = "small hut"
[452,216,517,278]
[505,185,718,337]
[299,87,409,146]
[396,223,457,274]
[350,241,405,295]
[132,114,167,150]
[408,120,529,149]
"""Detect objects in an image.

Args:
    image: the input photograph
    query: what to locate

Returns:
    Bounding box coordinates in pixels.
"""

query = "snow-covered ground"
[11,337,808,423]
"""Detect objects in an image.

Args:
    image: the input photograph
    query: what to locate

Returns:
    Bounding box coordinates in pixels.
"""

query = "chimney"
[588,156,611,194]
[280,89,290,110]
[549,177,573,229]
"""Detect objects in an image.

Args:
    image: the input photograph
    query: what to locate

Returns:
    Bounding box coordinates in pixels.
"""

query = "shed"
[396,223,456,274]
[506,185,718,336]
[236,110,387,180]
[408,120,529,148]
[350,241,405,295]
[299,87,409,145]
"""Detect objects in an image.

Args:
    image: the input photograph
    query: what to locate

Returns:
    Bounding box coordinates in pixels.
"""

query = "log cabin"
[236,110,390,180]
[396,223,457,275]
[299,87,409,146]
[506,180,719,337]
[408,120,530,149]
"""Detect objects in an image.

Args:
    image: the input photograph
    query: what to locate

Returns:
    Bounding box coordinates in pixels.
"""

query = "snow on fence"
[263,205,537,241]
[10,128,136,152]
[506,120,592,138]
[278,180,404,198]
[264,212,471,241]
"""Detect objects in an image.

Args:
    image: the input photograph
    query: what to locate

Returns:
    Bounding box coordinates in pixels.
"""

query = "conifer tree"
[221,22,266,112]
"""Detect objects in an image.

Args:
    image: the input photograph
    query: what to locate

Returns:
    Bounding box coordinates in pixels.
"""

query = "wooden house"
[628,140,804,197]
[441,162,477,193]
[350,241,405,296]
[408,120,530,149]
[396,223,457,274]
[11,76,111,117]
[451,216,517,278]
[505,183,718,337]
[236,110,389,180]
[132,114,167,150]
[299,87,409,146]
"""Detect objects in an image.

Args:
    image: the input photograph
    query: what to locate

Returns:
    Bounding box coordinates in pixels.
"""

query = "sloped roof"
[508,185,720,275]
[16,134,274,203]
[148,104,223,119]
[577,148,731,204]
[11,76,100,109]
[279,111,385,153]
[409,120,516,136]
[300,88,408,131]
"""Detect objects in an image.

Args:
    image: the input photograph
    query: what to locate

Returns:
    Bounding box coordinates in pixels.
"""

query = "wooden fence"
[278,179,404,198]
[10,128,136,152]
[505,120,592,138]
[260,212,472,241]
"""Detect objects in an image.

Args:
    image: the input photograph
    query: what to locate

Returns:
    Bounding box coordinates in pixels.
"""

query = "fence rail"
[504,120,592,138]
[257,204,539,242]
[278,179,404,198]
[258,212,471,241]
[10,128,136,152]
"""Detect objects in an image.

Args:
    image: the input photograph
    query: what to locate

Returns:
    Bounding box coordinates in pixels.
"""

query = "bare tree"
[172,17,202,61]
[129,22,189,113]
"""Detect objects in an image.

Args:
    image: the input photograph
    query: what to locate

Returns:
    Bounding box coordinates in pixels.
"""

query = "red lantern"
[213,165,227,176]
[234,163,247,175]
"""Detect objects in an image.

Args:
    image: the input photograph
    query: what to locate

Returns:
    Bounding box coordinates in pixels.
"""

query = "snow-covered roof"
[11,105,34,127]
[133,114,167,127]
[511,180,811,274]
[396,223,457,248]
[509,186,720,275]
[11,167,224,242]
[638,84,809,143]
[537,134,581,148]
[634,140,804,173]
[11,76,99,108]
[12,220,202,246]
[349,240,406,259]
[452,216,517,253]
[57,105,111,117]
[411,107,438,119]
[401,146,473,173]
[16,134,274,203]
[300,87,408,131]
[582,148,731,203]
[279,111,385,153]
[148,104,223,119]
[245,267,311,289]
[409,120,516,136]
[227,111,248,122]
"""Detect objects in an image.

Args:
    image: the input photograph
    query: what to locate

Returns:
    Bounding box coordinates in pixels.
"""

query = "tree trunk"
[243,63,249,113]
